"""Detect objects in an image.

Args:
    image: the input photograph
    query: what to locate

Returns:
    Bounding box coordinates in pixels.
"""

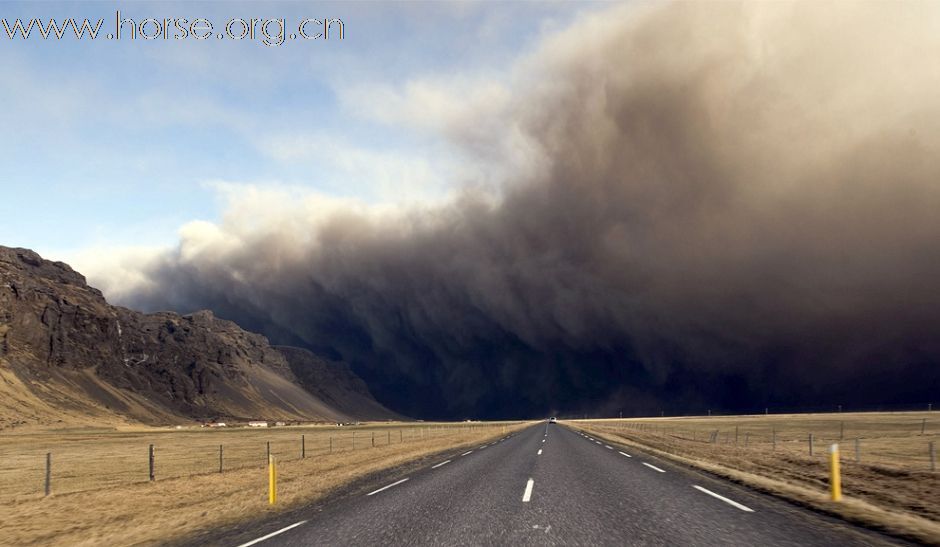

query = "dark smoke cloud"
[108,2,940,418]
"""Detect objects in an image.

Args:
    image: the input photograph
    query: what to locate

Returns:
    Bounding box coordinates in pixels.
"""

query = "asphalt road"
[220,423,905,547]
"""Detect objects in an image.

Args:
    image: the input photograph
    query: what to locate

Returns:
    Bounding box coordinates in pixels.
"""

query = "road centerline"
[522,478,535,502]
[431,460,451,469]
[642,462,665,473]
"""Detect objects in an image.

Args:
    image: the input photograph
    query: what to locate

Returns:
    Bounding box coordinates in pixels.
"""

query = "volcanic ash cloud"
[104,2,940,418]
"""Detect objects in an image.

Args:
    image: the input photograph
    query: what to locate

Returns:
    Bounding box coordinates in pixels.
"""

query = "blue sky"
[0,1,607,261]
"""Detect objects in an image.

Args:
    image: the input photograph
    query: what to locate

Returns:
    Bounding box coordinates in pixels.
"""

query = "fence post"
[855,437,860,463]
[922,418,927,436]
[45,453,51,497]
[772,428,777,451]
[302,435,306,459]
[400,430,402,443]
[809,434,814,456]
[330,436,333,454]
[930,441,936,472]
[735,426,739,445]
[829,444,842,502]
[268,455,277,505]
[840,421,844,440]
[149,444,155,481]
[219,445,223,473]
[745,433,750,447]
[372,432,375,447]
[267,441,271,462]
[387,431,390,445]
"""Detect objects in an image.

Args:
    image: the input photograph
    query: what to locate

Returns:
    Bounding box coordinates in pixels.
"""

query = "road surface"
[217,423,905,546]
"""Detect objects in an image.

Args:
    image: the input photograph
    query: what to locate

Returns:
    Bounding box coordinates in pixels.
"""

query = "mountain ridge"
[0,246,398,429]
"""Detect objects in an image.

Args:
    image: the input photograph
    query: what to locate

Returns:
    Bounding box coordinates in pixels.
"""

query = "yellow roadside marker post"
[268,455,277,505]
[829,444,842,502]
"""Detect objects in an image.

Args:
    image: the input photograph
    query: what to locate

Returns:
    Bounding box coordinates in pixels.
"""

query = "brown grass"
[568,412,940,545]
[0,421,529,546]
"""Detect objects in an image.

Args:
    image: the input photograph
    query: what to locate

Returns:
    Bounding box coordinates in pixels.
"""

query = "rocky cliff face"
[0,246,396,428]
[276,346,402,421]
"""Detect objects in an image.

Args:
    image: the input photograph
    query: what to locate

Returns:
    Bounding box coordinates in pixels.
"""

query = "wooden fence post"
[855,437,860,463]
[45,452,51,496]
[330,436,333,454]
[840,421,844,440]
[302,435,305,459]
[809,434,814,456]
[930,441,936,472]
[219,445,223,473]
[772,428,777,451]
[148,444,155,481]
[922,418,927,436]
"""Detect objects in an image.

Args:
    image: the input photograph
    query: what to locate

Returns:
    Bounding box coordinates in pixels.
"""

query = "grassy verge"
[567,416,939,546]
[0,422,529,546]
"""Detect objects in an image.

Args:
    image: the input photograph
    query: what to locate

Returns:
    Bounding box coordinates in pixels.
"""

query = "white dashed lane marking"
[367,478,409,496]
[236,521,307,547]
[693,485,755,512]
[522,478,535,502]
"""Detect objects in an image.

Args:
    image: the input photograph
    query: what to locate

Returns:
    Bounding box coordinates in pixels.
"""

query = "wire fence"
[0,423,511,501]
[589,416,938,471]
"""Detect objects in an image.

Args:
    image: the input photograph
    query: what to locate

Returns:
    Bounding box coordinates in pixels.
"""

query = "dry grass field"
[569,412,939,544]
[0,421,529,546]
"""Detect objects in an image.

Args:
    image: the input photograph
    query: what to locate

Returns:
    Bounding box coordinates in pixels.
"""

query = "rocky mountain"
[0,246,398,429]
[276,346,403,421]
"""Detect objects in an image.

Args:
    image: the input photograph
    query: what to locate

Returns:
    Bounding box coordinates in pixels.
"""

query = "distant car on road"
[549,417,557,423]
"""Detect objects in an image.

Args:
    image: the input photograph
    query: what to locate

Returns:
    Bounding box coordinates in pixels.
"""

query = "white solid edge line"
[642,462,666,473]
[618,451,632,458]
[693,485,755,512]
[537,449,543,455]
[432,459,451,469]
[236,520,308,547]
[367,478,409,496]
[522,478,535,502]
[461,450,473,456]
